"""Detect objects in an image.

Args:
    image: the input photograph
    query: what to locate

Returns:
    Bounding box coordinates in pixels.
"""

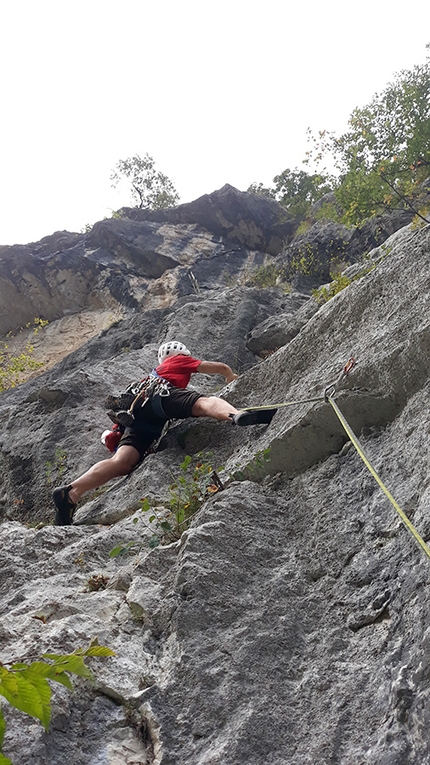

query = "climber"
[53,341,277,525]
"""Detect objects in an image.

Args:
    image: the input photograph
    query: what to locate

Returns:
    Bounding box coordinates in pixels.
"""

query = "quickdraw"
[128,375,171,415]
[241,357,357,413]
[324,357,356,401]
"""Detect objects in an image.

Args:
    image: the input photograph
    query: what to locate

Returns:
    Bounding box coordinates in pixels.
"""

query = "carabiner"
[343,357,356,376]
[324,383,336,401]
[324,357,357,401]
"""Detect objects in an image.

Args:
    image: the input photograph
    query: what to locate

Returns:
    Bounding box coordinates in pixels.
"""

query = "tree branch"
[379,172,429,222]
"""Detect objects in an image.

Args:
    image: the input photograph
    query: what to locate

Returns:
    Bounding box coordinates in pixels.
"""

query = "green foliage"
[163,454,223,534]
[232,446,271,482]
[246,263,291,289]
[0,643,114,764]
[272,168,334,217]
[247,181,276,199]
[85,574,110,592]
[0,347,42,392]
[248,168,333,218]
[306,50,430,225]
[294,220,312,236]
[0,319,48,393]
[110,455,224,557]
[252,447,272,471]
[289,242,326,278]
[411,203,430,229]
[45,448,67,485]
[250,51,430,230]
[110,153,180,210]
[313,273,352,304]
[332,166,387,226]
[313,262,376,304]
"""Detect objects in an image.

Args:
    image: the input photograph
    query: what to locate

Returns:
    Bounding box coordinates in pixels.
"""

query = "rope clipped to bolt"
[239,357,357,412]
[241,357,430,559]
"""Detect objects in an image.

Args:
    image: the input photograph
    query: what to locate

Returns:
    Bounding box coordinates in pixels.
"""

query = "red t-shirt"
[155,355,202,389]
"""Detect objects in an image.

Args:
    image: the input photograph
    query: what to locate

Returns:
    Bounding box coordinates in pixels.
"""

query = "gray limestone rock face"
[88,218,181,278]
[279,220,355,286]
[119,183,297,255]
[347,209,415,260]
[0,192,429,764]
[0,241,108,335]
[246,293,316,355]
[0,283,290,526]
[0,196,291,335]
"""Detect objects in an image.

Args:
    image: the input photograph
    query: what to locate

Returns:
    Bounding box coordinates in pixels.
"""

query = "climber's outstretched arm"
[196,361,238,384]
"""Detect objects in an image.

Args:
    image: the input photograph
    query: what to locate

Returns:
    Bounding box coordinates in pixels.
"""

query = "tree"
[248,168,333,218]
[247,181,276,199]
[306,49,430,225]
[110,153,180,210]
[271,168,333,217]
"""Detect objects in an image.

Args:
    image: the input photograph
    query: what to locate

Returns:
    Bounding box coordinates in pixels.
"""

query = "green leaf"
[16,665,52,729]
[83,646,115,658]
[0,752,12,765]
[148,535,160,549]
[109,546,124,558]
[0,668,51,730]
[0,707,6,747]
[45,671,73,691]
[160,521,172,532]
[19,661,72,691]
[41,655,92,679]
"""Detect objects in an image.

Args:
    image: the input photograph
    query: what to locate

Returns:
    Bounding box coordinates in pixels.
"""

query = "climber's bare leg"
[68,445,140,503]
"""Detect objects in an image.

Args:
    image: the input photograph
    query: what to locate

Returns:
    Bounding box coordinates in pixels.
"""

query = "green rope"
[241,396,322,412]
[328,397,430,560]
[241,387,430,560]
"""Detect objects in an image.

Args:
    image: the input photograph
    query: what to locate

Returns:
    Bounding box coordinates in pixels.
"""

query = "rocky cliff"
[0,186,429,764]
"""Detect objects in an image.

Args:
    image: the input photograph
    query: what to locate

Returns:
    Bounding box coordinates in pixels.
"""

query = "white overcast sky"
[0,0,428,245]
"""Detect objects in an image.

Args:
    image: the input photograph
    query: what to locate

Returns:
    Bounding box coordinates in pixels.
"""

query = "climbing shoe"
[231,409,277,426]
[53,485,76,526]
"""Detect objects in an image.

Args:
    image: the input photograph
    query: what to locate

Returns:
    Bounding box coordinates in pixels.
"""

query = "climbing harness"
[129,374,171,417]
[102,373,173,450]
[106,374,172,428]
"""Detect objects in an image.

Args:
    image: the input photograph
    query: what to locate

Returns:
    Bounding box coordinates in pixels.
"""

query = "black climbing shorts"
[118,420,163,460]
[117,386,204,459]
[155,387,204,419]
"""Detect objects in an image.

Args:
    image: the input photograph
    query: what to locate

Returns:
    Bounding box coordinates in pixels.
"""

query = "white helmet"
[158,341,191,365]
